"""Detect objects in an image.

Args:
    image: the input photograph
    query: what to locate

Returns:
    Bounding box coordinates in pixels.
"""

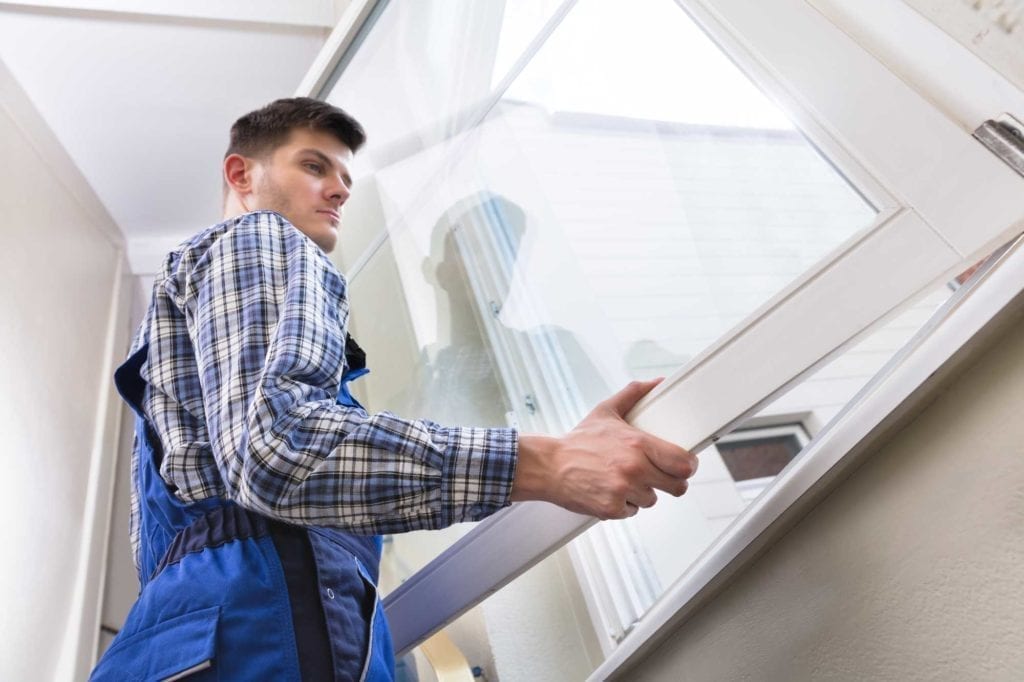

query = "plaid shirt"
[127,211,518,567]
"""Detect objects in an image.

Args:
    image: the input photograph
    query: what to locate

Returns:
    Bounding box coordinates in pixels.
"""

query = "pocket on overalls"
[353,556,395,682]
[307,530,393,681]
[91,606,220,682]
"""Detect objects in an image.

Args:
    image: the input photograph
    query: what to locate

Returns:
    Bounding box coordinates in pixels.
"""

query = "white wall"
[626,293,1024,681]
[98,277,152,658]
[0,61,128,681]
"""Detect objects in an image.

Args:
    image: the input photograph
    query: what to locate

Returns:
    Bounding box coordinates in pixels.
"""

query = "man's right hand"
[510,378,697,520]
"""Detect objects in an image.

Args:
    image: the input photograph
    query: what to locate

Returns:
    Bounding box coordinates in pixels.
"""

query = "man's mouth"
[318,209,340,225]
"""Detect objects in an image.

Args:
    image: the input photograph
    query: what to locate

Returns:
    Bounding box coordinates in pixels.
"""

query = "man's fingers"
[642,433,698,480]
[612,428,696,501]
[603,378,664,418]
[621,487,657,518]
[627,486,658,509]
[608,501,640,520]
[624,432,696,497]
[642,465,691,498]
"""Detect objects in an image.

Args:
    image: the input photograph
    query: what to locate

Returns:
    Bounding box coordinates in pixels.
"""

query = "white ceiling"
[0,1,345,273]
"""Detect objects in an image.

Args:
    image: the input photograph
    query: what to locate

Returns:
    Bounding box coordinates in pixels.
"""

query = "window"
[313,0,1024,677]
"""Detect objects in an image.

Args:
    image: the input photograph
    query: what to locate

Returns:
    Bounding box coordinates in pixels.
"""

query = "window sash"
[305,0,1024,664]
[382,236,1023,662]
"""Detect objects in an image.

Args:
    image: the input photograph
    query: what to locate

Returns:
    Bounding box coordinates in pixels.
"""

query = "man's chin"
[290,220,338,253]
[317,228,339,254]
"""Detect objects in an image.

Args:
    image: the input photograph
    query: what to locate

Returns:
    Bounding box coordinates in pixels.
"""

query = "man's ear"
[224,153,255,195]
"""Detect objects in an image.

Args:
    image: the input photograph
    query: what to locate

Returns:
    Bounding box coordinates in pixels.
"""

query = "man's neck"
[223,194,250,221]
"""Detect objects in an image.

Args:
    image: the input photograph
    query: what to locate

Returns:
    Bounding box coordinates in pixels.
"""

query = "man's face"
[248,128,354,253]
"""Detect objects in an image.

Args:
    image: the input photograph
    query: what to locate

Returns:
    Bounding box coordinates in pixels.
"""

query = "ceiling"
[0,0,346,273]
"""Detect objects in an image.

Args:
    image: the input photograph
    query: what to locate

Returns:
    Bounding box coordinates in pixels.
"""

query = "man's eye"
[304,162,323,173]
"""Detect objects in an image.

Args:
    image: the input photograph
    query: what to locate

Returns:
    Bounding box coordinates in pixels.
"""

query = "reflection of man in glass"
[95,98,697,680]
[412,196,514,427]
[420,192,611,432]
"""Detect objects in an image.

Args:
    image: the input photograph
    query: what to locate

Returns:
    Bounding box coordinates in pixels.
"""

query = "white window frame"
[299,0,1024,673]
[591,238,1024,678]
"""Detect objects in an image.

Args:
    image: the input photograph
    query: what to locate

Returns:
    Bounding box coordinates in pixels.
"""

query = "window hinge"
[973,114,1024,178]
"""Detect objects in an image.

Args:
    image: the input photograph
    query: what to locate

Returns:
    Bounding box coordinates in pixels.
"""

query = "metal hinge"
[973,114,1024,178]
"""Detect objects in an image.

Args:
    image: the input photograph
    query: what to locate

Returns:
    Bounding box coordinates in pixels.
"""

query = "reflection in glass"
[717,424,809,500]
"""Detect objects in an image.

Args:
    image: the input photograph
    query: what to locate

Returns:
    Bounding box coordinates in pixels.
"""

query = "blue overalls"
[91,343,394,681]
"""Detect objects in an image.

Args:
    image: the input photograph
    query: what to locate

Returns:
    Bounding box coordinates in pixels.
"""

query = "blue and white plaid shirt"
[127,211,518,567]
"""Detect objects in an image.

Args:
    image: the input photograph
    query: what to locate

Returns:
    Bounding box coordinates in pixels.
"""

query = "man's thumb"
[604,378,663,418]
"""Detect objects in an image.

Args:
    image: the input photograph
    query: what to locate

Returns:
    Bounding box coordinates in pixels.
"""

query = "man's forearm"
[510,434,560,503]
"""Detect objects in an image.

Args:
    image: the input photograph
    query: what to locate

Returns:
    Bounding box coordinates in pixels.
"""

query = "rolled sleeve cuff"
[438,426,519,526]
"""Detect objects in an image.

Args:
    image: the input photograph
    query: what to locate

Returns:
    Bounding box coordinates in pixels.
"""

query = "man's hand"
[511,378,697,520]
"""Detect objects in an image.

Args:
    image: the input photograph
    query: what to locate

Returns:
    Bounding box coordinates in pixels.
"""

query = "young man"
[92,98,696,681]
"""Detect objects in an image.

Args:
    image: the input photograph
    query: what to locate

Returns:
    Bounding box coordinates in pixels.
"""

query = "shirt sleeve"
[172,211,518,533]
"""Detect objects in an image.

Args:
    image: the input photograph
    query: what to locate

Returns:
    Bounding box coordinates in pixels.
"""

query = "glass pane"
[324,0,568,175]
[346,226,510,580]
[341,0,876,436]
[502,0,794,129]
[492,0,569,88]
[325,0,571,274]
[327,0,895,671]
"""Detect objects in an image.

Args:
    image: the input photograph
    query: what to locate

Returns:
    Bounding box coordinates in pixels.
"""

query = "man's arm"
[176,212,517,533]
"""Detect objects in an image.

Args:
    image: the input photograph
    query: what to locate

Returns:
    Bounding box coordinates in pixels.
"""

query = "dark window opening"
[717,431,803,481]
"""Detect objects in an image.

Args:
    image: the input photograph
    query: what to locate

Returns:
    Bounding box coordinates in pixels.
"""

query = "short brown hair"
[225,97,366,159]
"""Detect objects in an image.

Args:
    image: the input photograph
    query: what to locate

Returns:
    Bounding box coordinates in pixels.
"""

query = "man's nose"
[327,175,351,203]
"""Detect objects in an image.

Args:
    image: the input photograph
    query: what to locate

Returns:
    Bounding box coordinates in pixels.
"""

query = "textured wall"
[628,306,1024,681]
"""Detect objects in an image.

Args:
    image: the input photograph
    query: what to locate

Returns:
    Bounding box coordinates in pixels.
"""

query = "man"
[92,98,696,681]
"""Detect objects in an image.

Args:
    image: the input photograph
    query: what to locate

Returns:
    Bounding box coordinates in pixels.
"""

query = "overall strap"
[114,343,223,585]
[113,343,150,419]
[117,341,382,580]
[337,337,383,569]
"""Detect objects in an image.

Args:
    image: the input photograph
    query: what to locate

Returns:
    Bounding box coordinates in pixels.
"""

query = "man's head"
[223,97,366,253]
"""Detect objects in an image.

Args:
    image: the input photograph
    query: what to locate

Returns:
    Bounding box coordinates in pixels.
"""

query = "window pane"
[324,0,568,175]
[503,0,795,129]
[327,0,893,669]
[324,0,574,275]
[492,0,569,88]
[345,228,510,582]
[339,0,876,435]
